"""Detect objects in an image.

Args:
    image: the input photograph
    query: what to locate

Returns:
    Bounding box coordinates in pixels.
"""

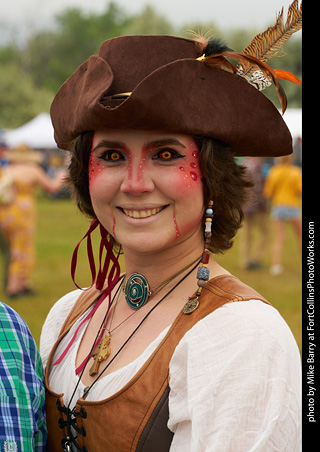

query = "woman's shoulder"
[44,288,83,322]
[173,298,299,364]
[207,298,292,336]
[212,298,292,336]
[39,288,83,366]
[168,299,301,450]
[169,298,301,404]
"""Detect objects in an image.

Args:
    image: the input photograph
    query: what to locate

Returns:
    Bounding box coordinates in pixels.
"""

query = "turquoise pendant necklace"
[124,273,150,309]
[123,257,200,310]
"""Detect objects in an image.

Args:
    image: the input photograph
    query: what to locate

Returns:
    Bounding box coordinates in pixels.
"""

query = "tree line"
[0,2,302,130]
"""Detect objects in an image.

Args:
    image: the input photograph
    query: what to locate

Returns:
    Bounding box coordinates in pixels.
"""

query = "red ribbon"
[53,219,121,372]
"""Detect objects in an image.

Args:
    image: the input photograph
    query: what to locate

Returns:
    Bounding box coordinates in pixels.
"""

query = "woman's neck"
[122,231,204,290]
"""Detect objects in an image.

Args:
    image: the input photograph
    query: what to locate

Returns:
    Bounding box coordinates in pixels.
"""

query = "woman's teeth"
[122,206,165,219]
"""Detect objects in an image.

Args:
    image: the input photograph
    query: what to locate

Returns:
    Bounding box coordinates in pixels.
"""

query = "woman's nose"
[120,159,155,195]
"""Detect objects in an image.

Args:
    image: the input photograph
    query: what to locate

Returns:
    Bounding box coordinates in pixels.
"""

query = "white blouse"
[40,289,301,452]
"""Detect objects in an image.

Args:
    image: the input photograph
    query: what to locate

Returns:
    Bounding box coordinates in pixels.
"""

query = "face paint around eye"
[89,129,205,255]
[174,141,202,190]
[89,152,103,187]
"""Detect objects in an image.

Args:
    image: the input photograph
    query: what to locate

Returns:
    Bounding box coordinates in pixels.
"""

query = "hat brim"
[52,55,292,157]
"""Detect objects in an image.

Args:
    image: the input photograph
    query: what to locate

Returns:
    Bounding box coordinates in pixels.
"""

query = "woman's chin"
[120,230,178,255]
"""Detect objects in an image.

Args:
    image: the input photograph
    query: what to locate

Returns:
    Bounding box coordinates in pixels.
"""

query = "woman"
[264,154,302,275]
[0,144,65,297]
[40,30,302,452]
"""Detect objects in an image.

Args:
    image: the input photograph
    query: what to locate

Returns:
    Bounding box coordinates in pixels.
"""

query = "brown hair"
[68,132,252,254]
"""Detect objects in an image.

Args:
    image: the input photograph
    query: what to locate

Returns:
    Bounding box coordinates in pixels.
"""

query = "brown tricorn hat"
[50,34,293,156]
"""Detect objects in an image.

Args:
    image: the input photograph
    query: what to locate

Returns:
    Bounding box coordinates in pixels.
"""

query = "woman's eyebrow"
[144,139,187,150]
[92,138,187,153]
[92,140,126,152]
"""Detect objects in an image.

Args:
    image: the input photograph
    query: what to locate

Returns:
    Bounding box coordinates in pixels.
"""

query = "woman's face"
[89,129,204,254]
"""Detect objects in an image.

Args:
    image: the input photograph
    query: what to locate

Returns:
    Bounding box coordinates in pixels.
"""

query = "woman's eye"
[100,150,124,162]
[153,149,184,161]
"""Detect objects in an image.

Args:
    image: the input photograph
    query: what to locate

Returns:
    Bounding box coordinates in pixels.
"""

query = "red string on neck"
[53,219,121,370]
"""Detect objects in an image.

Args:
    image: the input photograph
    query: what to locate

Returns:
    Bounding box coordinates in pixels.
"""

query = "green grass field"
[0,196,302,351]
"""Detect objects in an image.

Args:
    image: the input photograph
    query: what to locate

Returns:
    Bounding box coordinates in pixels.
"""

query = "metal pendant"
[183,297,199,314]
[124,273,150,309]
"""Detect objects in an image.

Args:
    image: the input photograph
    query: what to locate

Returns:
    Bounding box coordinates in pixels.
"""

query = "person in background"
[263,154,302,275]
[0,141,11,291]
[0,301,47,450]
[0,144,65,298]
[293,136,302,167]
[241,157,269,270]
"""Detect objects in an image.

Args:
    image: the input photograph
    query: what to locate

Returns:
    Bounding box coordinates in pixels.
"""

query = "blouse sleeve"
[168,300,301,452]
[39,289,82,370]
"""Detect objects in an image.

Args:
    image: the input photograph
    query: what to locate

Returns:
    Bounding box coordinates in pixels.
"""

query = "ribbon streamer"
[54,219,121,371]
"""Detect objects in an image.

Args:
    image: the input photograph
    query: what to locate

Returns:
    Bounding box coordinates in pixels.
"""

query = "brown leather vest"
[45,275,269,452]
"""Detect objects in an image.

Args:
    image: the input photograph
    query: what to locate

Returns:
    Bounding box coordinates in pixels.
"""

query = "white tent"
[281,108,302,138]
[4,113,57,149]
[3,109,301,150]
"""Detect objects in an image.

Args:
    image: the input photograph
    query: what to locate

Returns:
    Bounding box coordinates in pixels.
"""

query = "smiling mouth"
[119,206,168,219]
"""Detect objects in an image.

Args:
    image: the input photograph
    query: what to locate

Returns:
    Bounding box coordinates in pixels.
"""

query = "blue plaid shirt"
[0,302,47,451]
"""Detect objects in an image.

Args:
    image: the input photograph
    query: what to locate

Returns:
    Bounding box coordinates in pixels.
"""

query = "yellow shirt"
[263,164,302,208]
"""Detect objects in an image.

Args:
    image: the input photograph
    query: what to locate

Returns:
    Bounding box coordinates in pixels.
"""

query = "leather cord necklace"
[88,280,134,376]
[60,259,201,452]
[79,257,200,377]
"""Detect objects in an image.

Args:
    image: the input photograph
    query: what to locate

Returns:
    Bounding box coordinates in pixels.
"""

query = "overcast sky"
[1,0,301,44]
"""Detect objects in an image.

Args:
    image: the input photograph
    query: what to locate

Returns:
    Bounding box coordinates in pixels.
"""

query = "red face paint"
[174,141,202,191]
[168,140,203,240]
[89,129,204,254]
[112,217,117,241]
[89,147,105,188]
[173,212,181,239]
[125,151,148,192]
